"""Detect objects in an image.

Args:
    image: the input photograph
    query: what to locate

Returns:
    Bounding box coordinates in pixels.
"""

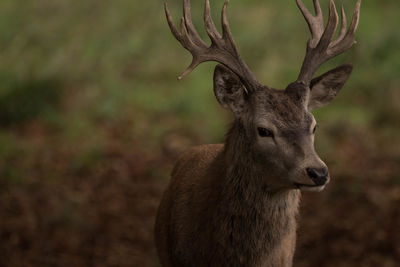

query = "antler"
[296,0,361,84]
[164,0,261,91]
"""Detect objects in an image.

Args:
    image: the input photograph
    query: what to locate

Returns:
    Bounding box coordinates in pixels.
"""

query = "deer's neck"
[214,120,301,265]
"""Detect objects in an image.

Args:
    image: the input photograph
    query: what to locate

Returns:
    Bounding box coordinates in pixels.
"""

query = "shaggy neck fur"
[213,119,301,266]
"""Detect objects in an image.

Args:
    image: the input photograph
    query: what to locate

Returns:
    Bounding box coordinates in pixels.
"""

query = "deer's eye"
[258,127,274,138]
[313,125,318,134]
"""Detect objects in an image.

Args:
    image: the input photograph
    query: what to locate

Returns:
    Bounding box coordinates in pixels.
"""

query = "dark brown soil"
[0,123,399,267]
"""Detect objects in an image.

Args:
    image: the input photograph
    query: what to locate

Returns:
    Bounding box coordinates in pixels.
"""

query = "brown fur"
[155,140,300,267]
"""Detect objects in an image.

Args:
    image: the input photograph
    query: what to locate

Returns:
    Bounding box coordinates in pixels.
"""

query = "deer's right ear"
[308,64,353,110]
[214,65,247,116]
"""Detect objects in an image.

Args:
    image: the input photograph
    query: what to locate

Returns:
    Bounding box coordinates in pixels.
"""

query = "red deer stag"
[155,0,361,266]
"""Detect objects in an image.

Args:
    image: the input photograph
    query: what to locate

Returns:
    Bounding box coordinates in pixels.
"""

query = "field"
[0,0,399,266]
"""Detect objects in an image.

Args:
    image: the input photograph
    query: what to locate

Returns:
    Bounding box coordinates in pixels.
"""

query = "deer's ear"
[213,64,247,116]
[308,64,353,110]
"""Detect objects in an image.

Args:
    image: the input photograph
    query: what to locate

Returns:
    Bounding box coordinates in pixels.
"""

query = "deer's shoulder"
[171,144,225,184]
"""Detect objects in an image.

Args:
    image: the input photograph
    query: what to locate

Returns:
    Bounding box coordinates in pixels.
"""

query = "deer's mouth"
[294,183,326,192]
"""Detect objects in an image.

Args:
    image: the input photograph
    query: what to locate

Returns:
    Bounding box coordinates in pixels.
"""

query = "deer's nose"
[306,167,329,186]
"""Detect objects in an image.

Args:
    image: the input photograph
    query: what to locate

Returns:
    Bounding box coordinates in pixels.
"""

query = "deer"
[155,0,361,266]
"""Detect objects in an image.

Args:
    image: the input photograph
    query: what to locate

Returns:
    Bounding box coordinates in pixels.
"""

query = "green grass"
[0,0,398,170]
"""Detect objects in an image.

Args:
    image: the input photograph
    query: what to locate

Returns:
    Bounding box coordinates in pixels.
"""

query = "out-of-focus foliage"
[0,0,398,266]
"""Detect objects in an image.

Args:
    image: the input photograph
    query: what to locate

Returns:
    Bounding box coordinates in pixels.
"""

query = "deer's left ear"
[308,64,353,110]
[213,64,248,117]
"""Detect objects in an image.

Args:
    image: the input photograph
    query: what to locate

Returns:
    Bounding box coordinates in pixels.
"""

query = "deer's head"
[165,0,361,191]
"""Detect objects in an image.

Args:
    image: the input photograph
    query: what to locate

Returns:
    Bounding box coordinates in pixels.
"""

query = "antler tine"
[296,0,316,25]
[331,6,347,47]
[296,0,324,48]
[349,0,361,35]
[180,18,193,49]
[204,0,222,45]
[312,0,322,16]
[164,0,260,90]
[165,3,182,42]
[318,0,339,50]
[221,0,239,56]
[183,0,207,48]
[165,1,206,80]
[178,17,201,80]
[330,0,361,55]
[296,0,361,84]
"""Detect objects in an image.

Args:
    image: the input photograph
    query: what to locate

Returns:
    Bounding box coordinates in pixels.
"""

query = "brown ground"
[0,122,399,267]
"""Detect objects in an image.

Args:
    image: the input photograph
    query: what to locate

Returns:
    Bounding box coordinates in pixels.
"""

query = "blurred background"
[0,0,398,266]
